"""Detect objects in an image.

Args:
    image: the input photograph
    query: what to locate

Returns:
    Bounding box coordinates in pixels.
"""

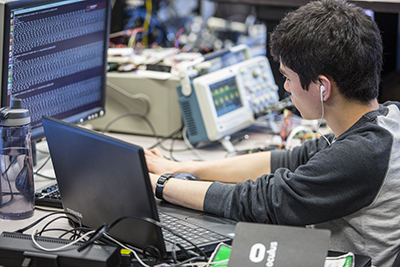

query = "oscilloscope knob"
[252,69,261,78]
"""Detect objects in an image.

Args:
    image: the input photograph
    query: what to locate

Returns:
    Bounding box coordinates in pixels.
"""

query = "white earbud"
[320,85,326,102]
[316,84,331,146]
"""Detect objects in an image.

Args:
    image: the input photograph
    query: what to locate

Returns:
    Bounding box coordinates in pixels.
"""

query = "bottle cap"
[0,98,31,126]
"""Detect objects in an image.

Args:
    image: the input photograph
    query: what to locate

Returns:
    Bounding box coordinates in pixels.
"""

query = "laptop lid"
[227,222,331,267]
[42,116,167,257]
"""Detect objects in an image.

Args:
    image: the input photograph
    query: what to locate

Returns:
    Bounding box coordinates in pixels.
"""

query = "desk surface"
[210,0,400,13]
[0,124,372,267]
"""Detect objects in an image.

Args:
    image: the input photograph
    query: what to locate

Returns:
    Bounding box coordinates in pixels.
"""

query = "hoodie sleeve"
[203,130,389,225]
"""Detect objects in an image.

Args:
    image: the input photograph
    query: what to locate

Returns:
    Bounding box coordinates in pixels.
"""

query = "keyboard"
[158,212,229,249]
[34,181,63,209]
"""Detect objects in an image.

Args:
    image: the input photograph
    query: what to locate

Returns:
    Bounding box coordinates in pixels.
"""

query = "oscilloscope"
[177,56,279,150]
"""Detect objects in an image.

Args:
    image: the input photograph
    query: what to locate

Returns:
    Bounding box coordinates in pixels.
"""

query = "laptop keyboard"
[158,212,229,249]
[35,181,63,209]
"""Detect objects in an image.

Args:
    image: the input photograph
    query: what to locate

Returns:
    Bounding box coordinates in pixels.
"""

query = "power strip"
[0,231,120,267]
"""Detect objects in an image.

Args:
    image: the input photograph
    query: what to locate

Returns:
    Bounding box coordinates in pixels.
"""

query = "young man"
[145,0,400,266]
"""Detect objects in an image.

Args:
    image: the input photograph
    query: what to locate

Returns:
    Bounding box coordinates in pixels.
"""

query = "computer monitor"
[0,0,110,142]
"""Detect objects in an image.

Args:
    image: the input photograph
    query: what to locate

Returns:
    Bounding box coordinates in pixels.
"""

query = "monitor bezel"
[0,0,110,142]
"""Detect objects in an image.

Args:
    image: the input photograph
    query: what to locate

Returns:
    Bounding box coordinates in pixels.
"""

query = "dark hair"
[270,0,383,102]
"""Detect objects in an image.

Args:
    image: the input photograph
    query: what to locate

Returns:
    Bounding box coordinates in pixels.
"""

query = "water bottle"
[0,98,34,220]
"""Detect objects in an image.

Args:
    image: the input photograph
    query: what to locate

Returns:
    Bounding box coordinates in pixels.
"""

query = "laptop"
[41,116,235,259]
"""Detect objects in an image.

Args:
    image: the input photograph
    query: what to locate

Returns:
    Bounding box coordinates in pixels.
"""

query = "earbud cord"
[315,90,332,146]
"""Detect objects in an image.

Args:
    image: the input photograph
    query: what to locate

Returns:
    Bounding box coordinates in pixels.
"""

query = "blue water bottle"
[0,98,34,220]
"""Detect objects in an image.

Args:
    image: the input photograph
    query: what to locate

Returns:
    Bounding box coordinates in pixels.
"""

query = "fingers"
[144,148,170,175]
[144,148,163,157]
[150,148,164,157]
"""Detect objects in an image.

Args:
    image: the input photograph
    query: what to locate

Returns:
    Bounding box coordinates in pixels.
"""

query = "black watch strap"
[155,173,174,200]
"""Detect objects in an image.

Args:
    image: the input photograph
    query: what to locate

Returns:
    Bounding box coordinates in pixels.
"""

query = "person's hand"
[144,148,182,175]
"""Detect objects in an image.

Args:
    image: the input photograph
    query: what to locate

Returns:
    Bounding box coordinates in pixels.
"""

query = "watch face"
[156,174,173,200]
[158,177,168,185]
[158,173,173,185]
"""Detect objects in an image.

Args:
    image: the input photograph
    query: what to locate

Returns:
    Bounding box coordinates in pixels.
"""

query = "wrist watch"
[155,173,174,200]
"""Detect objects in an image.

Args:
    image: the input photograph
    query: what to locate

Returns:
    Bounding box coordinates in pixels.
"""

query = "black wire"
[35,227,73,235]
[0,156,20,207]
[101,112,192,162]
[35,206,62,213]
[36,216,87,240]
[19,211,209,266]
[32,142,55,179]
[36,147,50,155]
[34,172,56,179]
[149,125,184,151]
[14,210,82,234]
[102,113,155,135]
[167,127,183,162]
[171,242,178,264]
[124,242,164,262]
[101,112,183,152]
[21,211,99,245]
[77,223,108,252]
[34,155,52,178]
[37,215,71,236]
[59,226,93,240]
[171,242,192,264]
[35,227,84,241]
[32,149,56,179]
[107,215,209,261]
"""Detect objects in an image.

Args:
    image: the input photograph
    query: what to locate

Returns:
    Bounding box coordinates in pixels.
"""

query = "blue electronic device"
[177,82,210,145]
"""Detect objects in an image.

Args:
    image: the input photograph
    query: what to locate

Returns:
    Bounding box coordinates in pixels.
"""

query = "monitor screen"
[209,76,243,117]
[0,0,110,141]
